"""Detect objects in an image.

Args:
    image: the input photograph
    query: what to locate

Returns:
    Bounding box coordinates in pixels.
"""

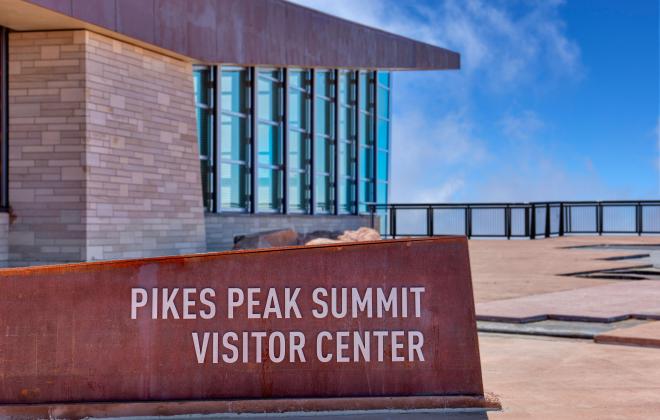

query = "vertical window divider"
[212,66,221,213]
[373,71,378,209]
[282,68,289,215]
[354,70,361,215]
[333,69,340,216]
[310,69,316,215]
[0,27,8,209]
[250,67,258,214]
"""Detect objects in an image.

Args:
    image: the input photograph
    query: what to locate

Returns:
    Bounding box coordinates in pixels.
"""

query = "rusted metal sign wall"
[0,238,483,404]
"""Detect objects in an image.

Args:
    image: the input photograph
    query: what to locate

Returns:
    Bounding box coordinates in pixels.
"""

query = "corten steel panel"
[0,238,482,404]
[18,0,460,70]
[71,0,115,29]
[116,0,156,45]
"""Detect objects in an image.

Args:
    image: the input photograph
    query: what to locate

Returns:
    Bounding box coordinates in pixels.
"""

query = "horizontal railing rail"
[366,200,660,239]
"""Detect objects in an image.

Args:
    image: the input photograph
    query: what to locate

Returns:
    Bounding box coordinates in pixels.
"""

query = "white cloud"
[288,0,589,203]
[499,111,545,141]
[390,110,486,202]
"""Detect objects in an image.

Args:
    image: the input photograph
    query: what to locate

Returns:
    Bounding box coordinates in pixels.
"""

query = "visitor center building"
[0,0,459,266]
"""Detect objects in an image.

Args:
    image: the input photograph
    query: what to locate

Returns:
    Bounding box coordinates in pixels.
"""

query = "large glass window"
[256,69,284,212]
[194,65,389,217]
[194,67,214,211]
[376,71,391,206]
[338,70,357,214]
[219,67,251,211]
[358,71,376,213]
[288,69,312,213]
[314,70,335,213]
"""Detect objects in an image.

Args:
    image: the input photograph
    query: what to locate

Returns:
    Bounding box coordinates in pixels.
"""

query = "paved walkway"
[481,333,660,419]
[470,236,660,418]
[468,236,658,303]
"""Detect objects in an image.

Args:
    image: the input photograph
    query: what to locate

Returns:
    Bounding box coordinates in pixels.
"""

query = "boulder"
[297,230,343,245]
[338,227,382,242]
[305,227,382,246]
[233,229,299,250]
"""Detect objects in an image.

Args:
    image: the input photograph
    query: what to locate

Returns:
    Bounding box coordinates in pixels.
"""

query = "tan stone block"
[61,88,85,102]
[61,166,85,181]
[110,94,125,109]
[40,45,60,60]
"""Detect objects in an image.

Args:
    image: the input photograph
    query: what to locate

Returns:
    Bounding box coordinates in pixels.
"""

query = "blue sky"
[291,0,659,203]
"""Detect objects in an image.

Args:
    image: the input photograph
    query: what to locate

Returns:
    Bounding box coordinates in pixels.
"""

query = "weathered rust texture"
[20,0,460,70]
[0,238,482,404]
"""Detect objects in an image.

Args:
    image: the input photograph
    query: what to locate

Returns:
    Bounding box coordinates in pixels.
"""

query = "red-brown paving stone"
[476,280,660,322]
[595,321,660,348]
[469,236,659,303]
[481,333,660,419]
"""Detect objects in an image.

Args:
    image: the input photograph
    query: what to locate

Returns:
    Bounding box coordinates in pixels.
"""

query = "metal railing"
[367,200,660,239]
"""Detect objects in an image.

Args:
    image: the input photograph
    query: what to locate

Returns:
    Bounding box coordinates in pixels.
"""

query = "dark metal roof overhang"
[0,0,460,71]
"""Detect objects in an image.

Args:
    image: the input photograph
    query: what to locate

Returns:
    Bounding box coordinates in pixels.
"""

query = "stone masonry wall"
[8,31,87,265]
[8,30,206,265]
[83,31,206,260]
[206,214,375,251]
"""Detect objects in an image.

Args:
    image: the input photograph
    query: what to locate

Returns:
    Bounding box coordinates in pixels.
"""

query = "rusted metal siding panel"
[20,0,460,70]
[116,0,156,45]
[0,238,483,403]
[71,0,116,29]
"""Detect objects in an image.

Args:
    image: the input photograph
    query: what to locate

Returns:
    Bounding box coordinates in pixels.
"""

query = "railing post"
[597,202,603,235]
[544,203,550,238]
[427,206,434,237]
[390,207,397,239]
[530,204,536,240]
[524,206,530,238]
[637,202,642,236]
[464,206,472,239]
[505,205,511,240]
[559,202,564,236]
[369,205,375,230]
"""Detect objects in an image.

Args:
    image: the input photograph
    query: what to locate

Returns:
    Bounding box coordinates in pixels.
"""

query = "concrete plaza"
[470,236,660,419]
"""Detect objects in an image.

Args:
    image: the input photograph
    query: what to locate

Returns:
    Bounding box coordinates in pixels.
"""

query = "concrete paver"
[595,321,660,348]
[477,319,646,339]
[480,333,660,419]
[469,236,659,303]
[475,280,660,322]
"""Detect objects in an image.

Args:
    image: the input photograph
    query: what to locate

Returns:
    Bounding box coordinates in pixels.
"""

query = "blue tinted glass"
[377,181,388,204]
[377,119,389,150]
[316,175,332,212]
[315,136,331,174]
[289,89,309,131]
[339,177,356,213]
[339,107,355,141]
[257,167,282,211]
[220,114,248,162]
[316,71,334,97]
[339,140,355,179]
[288,130,308,170]
[288,172,309,212]
[378,72,390,87]
[290,70,304,88]
[339,71,354,105]
[220,163,248,210]
[221,69,248,114]
[377,150,389,181]
[359,146,374,180]
[315,98,333,137]
[359,73,368,111]
[258,77,280,122]
[359,113,374,146]
[257,123,281,166]
[359,180,374,204]
[377,86,390,120]
[196,108,212,157]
